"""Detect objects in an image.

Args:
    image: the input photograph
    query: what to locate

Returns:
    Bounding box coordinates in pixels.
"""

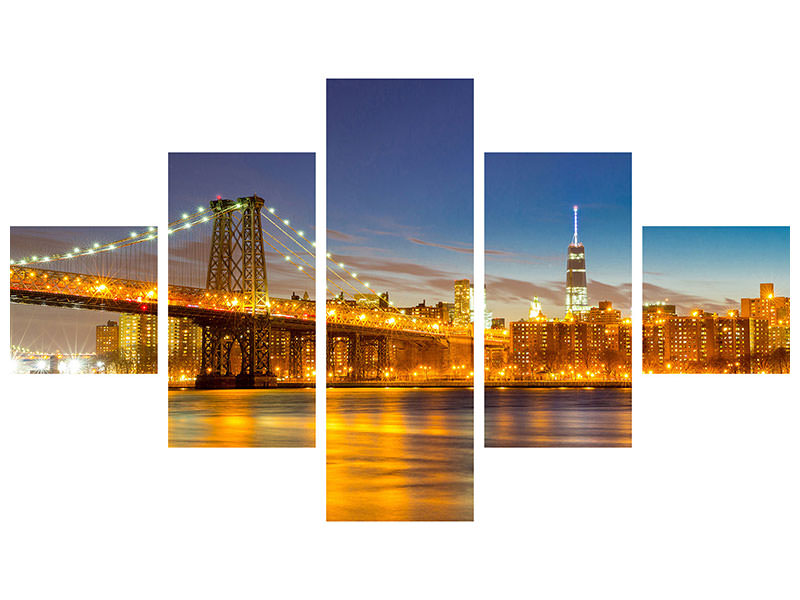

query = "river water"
[485,387,631,447]
[168,388,315,448]
[327,387,474,521]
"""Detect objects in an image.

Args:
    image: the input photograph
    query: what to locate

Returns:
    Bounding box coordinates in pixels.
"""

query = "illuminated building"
[168,316,202,381]
[119,313,157,373]
[508,302,632,379]
[528,297,543,320]
[491,318,506,329]
[96,320,119,358]
[353,292,389,308]
[454,279,472,326]
[565,206,589,316]
[401,299,443,320]
[642,309,774,373]
[740,283,790,352]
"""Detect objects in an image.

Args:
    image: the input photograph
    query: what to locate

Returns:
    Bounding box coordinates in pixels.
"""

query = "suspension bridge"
[11,194,481,387]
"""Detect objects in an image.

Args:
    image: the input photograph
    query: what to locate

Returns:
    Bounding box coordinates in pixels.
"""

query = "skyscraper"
[454,279,472,326]
[119,313,158,373]
[565,205,589,316]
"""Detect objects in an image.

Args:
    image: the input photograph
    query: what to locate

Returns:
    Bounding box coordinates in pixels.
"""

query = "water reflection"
[327,388,473,521]
[169,388,315,448]
[486,388,631,447]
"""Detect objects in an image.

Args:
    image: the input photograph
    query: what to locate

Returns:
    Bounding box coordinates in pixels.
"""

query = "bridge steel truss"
[193,196,275,388]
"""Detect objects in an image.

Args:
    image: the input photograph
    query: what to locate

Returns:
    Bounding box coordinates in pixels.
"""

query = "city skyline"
[643,227,790,315]
[10,226,157,355]
[485,153,632,321]
[168,152,316,297]
[327,79,473,307]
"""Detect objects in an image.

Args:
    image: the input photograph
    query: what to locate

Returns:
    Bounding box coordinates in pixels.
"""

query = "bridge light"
[198,207,204,212]
[185,223,192,229]
[130,231,137,237]
[285,255,291,261]
[149,226,155,232]
[352,273,357,277]
[168,229,174,234]
[42,257,50,262]
[202,216,208,222]
[74,248,80,253]
[9,260,13,265]
[88,249,95,254]
[364,282,369,287]
[359,314,366,320]
[283,219,290,225]
[182,213,189,219]
[32,256,38,261]
[298,266,303,271]
[311,242,316,247]
[297,230,303,236]
[93,243,100,248]
[108,245,115,250]
[268,207,275,214]
[338,263,344,268]
[326,253,331,258]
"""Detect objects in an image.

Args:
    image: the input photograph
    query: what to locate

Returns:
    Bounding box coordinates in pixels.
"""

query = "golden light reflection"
[327,388,473,521]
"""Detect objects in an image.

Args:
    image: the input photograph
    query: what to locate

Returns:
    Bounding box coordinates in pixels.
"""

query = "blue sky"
[485,153,632,321]
[643,226,790,313]
[327,79,473,307]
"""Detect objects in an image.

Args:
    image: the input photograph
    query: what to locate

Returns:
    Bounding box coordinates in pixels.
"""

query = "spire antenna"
[571,205,579,246]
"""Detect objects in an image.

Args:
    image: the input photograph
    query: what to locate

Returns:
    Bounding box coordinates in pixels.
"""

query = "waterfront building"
[119,313,157,373]
[168,317,202,381]
[96,320,119,360]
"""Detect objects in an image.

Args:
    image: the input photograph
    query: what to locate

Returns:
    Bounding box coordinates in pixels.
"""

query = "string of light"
[10,204,243,266]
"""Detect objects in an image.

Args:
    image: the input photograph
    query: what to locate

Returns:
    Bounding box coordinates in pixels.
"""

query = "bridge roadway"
[10,267,481,341]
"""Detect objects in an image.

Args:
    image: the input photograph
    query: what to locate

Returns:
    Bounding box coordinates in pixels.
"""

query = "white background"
[2,2,798,598]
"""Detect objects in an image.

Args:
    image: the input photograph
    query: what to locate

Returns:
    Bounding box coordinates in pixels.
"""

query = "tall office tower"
[454,279,472,326]
[168,316,202,381]
[96,320,119,360]
[119,313,158,373]
[565,205,589,316]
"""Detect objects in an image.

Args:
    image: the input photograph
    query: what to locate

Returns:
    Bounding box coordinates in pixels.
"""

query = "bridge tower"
[196,195,275,388]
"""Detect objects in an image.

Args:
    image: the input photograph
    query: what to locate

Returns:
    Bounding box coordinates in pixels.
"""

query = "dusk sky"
[643,227,790,314]
[485,153,632,321]
[327,79,473,308]
[168,153,316,297]
[10,226,157,354]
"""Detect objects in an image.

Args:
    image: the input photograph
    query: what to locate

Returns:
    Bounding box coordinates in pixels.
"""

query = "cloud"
[486,275,563,307]
[642,282,730,314]
[407,237,473,254]
[327,228,360,243]
[588,279,632,308]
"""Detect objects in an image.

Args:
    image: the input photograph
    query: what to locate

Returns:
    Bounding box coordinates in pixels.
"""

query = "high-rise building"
[454,279,472,326]
[119,313,157,373]
[565,206,589,316]
[740,283,790,352]
[168,316,202,381]
[96,320,119,358]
